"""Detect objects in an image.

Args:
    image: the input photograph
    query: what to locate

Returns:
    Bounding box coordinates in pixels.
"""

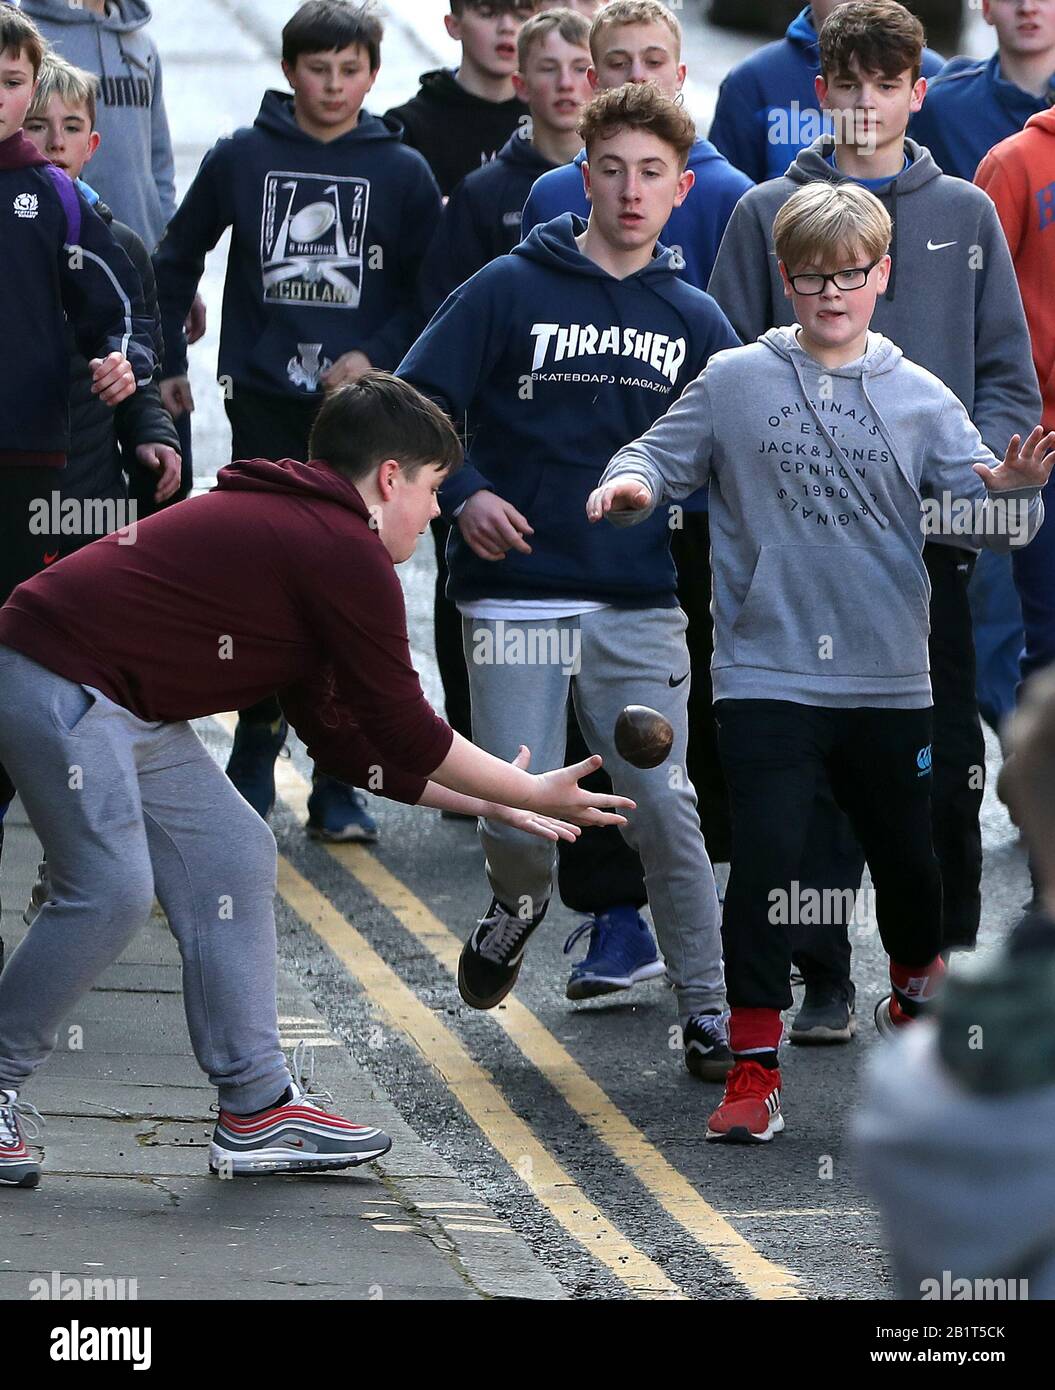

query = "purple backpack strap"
[43,164,82,246]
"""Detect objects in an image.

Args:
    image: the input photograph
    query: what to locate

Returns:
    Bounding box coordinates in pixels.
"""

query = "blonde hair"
[517,7,591,71]
[773,182,891,271]
[590,0,681,64]
[29,53,99,128]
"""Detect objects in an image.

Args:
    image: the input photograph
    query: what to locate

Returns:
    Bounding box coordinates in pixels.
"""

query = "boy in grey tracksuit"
[594,180,1052,1144]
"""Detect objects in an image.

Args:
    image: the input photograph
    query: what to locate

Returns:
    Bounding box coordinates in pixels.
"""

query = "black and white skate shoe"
[457,898,548,1009]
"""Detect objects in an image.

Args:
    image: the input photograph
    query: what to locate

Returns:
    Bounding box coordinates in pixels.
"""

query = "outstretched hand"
[528,750,634,827]
[484,746,583,842]
[586,478,653,523]
[974,426,1055,490]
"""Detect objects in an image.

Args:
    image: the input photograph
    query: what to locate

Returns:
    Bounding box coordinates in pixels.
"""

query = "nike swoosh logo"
[668,672,689,687]
[42,551,59,566]
[926,239,957,251]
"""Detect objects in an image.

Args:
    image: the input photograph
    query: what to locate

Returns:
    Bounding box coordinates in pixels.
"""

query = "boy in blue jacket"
[154,0,442,845]
[0,6,156,974]
[709,2,943,184]
[399,85,737,1079]
[594,180,1053,1143]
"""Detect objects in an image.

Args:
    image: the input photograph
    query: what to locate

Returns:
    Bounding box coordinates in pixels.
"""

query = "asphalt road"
[167,1,1021,1301]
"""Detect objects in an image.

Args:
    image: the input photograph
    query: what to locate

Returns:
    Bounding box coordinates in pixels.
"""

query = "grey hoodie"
[24,0,175,249]
[706,138,1041,512]
[600,327,1044,708]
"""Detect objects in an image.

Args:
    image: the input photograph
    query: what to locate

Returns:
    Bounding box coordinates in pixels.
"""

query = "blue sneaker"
[307,774,379,844]
[226,716,288,819]
[563,905,665,1000]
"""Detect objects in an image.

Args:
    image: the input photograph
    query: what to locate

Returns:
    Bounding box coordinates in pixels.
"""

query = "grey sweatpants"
[463,607,726,1022]
[0,646,291,1113]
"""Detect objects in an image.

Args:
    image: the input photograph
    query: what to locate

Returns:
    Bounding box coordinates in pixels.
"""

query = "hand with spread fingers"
[974,426,1055,490]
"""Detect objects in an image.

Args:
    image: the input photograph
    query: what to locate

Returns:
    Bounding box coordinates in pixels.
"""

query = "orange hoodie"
[976,110,1055,431]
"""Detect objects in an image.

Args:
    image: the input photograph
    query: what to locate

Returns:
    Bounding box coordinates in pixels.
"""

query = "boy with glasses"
[594,180,1053,1141]
[709,0,1040,1041]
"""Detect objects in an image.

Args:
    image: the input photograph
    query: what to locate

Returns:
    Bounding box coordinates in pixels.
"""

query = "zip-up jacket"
[0,130,156,468]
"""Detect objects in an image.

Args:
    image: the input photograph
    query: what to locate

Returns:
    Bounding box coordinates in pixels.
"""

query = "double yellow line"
[218,715,805,1301]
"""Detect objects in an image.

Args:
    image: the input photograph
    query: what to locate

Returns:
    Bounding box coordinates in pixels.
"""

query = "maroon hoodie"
[0,458,454,803]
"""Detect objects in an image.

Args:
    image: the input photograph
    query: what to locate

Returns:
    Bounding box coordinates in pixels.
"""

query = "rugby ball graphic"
[288,201,337,242]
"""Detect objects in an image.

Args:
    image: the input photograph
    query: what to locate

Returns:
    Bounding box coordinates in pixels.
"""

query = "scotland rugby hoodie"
[154,91,442,395]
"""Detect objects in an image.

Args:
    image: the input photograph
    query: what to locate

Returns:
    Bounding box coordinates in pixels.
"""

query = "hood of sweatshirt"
[23,0,152,32]
[785,5,819,60]
[1025,107,1055,136]
[253,89,402,148]
[785,136,942,299]
[496,129,555,173]
[214,456,372,523]
[411,67,521,113]
[512,210,687,286]
[0,130,49,170]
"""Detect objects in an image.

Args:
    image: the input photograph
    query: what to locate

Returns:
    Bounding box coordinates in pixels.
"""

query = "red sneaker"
[874,993,913,1037]
[705,1060,783,1144]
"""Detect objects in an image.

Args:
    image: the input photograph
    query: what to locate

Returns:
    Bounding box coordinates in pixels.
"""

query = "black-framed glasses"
[787,258,883,295]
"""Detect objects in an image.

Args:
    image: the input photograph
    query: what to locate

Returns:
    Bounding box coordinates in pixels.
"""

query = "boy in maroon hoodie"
[0,374,632,1189]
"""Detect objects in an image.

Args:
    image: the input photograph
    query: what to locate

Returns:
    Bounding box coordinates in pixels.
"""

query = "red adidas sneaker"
[705,1060,784,1144]
[874,993,913,1037]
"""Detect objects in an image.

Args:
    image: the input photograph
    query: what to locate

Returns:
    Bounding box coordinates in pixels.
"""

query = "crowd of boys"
[0,0,1053,1200]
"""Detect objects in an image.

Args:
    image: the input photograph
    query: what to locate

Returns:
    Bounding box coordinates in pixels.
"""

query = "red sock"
[728,1007,783,1058]
[889,955,946,1004]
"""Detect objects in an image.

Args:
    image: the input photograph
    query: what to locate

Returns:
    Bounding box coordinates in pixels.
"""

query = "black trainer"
[457,898,548,1010]
[683,1011,734,1081]
[790,978,856,1045]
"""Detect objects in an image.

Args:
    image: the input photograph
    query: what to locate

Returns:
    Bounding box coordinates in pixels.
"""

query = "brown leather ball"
[613,705,674,769]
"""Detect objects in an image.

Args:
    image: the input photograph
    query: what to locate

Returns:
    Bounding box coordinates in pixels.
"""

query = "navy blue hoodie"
[0,130,156,467]
[154,91,442,395]
[397,214,740,608]
[418,129,557,319]
[709,6,944,184]
[910,53,1055,181]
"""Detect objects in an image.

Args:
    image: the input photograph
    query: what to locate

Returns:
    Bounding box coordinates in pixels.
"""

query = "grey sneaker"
[790,979,857,1045]
[208,1043,391,1176]
[0,1090,43,1188]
